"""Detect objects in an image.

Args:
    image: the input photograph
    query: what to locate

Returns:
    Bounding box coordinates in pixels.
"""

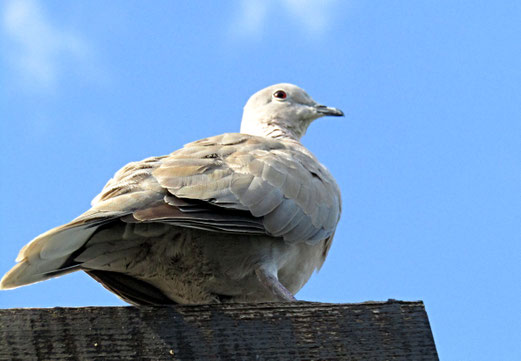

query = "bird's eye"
[273,90,287,100]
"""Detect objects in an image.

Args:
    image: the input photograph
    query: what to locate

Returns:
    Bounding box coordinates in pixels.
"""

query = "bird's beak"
[314,104,344,117]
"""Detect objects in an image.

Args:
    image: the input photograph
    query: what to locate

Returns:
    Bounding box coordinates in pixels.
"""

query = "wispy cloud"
[230,0,340,40]
[1,0,91,91]
[233,0,270,39]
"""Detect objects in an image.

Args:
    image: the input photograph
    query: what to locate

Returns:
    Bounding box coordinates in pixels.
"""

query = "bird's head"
[240,83,344,141]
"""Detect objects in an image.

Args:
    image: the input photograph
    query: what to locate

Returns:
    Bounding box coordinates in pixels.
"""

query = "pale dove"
[1,83,343,305]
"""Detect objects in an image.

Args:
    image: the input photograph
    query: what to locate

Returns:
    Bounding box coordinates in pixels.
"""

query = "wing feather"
[153,133,341,244]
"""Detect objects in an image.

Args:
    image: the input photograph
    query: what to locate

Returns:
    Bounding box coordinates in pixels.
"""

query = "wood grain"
[0,300,438,361]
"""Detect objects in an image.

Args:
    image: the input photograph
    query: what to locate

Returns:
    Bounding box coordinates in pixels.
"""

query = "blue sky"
[0,1,520,359]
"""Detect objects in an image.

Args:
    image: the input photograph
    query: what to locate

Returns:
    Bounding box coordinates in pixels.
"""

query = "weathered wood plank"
[0,300,438,361]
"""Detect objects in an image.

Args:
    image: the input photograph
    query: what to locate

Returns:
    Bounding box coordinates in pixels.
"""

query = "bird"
[0,83,343,305]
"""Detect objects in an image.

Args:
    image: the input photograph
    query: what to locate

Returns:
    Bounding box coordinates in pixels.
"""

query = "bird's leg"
[255,267,297,302]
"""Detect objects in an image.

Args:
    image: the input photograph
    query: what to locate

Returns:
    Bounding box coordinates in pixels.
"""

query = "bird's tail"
[0,210,119,290]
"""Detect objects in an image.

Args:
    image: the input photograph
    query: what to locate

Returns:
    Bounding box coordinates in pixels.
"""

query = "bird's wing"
[152,133,342,243]
[80,132,341,244]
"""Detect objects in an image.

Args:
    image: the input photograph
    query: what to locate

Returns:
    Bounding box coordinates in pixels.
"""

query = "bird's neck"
[240,117,307,141]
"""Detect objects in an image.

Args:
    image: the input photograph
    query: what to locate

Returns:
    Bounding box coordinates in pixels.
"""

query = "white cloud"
[234,0,269,39]
[283,0,336,34]
[231,0,340,39]
[2,0,90,91]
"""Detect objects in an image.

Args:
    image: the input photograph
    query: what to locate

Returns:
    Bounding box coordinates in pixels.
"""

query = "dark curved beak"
[314,104,344,117]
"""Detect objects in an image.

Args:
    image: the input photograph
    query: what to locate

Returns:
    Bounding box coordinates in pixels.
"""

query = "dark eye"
[273,90,287,100]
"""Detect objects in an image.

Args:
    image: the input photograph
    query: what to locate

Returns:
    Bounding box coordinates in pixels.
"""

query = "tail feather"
[1,223,104,290]
[29,225,98,262]
[0,255,79,289]
[16,213,118,262]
